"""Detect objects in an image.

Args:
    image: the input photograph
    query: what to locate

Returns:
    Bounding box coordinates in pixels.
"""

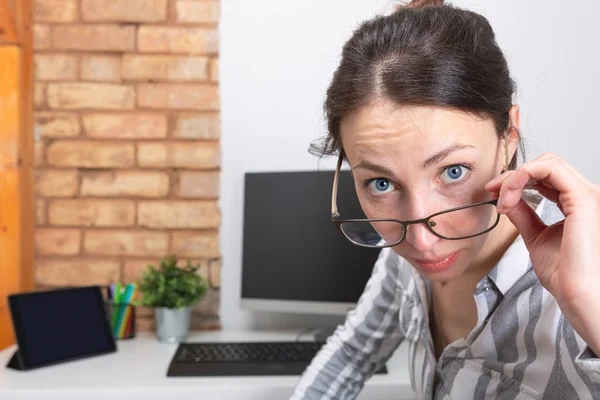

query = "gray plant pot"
[154,306,192,343]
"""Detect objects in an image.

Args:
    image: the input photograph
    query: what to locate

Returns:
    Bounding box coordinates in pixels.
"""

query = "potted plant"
[137,255,208,343]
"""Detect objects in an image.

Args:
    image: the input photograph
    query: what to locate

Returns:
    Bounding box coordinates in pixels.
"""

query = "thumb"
[502,198,546,248]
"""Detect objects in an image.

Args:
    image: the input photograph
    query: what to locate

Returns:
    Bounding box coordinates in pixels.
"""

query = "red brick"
[35,228,81,255]
[137,83,218,110]
[84,230,169,256]
[47,83,135,110]
[209,58,218,82]
[34,0,78,22]
[81,171,169,198]
[137,142,220,168]
[177,171,219,198]
[48,199,135,227]
[135,307,154,318]
[81,0,167,22]
[35,170,78,197]
[34,142,45,166]
[208,258,220,288]
[36,259,120,286]
[173,113,220,139]
[35,54,78,81]
[189,315,221,331]
[177,259,209,279]
[35,84,46,108]
[52,25,135,52]
[36,112,80,138]
[138,26,218,54]
[82,113,167,139]
[81,55,121,82]
[34,25,51,50]
[136,317,155,331]
[47,141,135,168]
[138,201,220,229]
[36,199,47,225]
[122,54,208,81]
[175,1,219,24]
[171,231,219,258]
[193,289,219,318]
[123,259,160,284]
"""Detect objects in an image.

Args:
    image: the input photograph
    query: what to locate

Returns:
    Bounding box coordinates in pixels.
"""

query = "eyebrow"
[422,144,476,168]
[353,144,476,176]
[353,161,395,177]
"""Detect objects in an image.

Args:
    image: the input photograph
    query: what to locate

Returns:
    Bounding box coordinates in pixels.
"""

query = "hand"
[485,153,600,355]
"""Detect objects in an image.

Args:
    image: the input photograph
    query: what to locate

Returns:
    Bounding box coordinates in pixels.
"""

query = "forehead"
[339,101,497,158]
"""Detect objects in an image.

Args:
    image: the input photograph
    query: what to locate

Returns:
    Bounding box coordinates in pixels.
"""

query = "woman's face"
[340,100,511,282]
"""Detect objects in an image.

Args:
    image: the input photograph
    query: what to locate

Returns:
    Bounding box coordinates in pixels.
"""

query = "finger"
[500,158,587,210]
[507,155,586,193]
[502,198,547,248]
[538,152,588,184]
[484,170,515,192]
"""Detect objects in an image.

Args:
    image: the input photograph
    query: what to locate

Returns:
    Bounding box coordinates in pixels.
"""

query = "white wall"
[219,0,600,330]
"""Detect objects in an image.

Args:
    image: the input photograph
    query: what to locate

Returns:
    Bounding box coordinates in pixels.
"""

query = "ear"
[505,105,521,167]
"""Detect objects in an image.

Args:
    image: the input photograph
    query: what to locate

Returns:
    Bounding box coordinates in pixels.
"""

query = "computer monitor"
[240,170,381,315]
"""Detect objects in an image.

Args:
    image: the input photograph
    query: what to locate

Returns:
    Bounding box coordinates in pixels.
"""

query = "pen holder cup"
[108,302,136,340]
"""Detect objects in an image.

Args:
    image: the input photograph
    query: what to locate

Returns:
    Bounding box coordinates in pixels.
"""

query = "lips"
[409,251,461,273]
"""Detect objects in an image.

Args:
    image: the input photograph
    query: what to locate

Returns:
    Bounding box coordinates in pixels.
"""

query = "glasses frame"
[331,134,509,248]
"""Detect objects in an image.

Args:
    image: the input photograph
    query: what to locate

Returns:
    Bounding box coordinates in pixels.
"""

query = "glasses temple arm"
[504,131,510,169]
[331,154,343,218]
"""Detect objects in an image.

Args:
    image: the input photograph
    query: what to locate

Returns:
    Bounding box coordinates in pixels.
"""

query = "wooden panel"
[0,0,18,45]
[7,0,15,24]
[0,45,21,350]
[17,0,34,292]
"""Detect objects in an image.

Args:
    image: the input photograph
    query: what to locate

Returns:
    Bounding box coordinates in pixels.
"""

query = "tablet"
[7,286,116,370]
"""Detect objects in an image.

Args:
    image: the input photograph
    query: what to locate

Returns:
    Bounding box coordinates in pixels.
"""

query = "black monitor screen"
[241,170,381,304]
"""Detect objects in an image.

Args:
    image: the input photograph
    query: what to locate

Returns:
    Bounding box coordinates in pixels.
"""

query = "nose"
[399,195,441,253]
[403,222,440,253]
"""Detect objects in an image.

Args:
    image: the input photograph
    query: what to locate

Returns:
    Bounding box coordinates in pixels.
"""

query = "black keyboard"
[167,341,388,377]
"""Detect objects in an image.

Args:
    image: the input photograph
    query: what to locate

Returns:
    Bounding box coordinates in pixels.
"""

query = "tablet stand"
[6,350,24,370]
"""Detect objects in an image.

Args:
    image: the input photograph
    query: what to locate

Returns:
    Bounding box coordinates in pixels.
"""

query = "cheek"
[356,191,385,219]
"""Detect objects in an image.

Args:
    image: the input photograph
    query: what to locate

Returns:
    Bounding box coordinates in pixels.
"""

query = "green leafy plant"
[137,256,208,309]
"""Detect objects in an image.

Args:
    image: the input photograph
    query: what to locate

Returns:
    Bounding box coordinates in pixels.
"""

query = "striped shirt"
[291,198,600,399]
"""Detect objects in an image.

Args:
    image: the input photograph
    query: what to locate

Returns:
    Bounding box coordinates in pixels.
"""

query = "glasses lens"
[340,220,405,248]
[427,203,499,239]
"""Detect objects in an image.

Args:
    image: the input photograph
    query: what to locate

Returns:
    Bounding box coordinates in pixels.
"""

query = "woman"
[291,1,600,399]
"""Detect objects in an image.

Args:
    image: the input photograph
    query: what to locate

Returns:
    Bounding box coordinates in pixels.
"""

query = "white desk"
[0,330,416,400]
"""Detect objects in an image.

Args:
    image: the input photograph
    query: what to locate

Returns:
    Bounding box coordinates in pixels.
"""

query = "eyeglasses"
[331,136,509,249]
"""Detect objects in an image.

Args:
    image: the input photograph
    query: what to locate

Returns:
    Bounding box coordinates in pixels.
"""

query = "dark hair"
[311,0,521,169]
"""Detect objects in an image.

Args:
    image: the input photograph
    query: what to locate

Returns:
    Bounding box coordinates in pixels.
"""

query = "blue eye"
[367,178,395,195]
[440,165,468,183]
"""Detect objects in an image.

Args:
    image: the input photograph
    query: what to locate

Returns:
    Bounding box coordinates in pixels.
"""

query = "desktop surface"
[0,330,416,400]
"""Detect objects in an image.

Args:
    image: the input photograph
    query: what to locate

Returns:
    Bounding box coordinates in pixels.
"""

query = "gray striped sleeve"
[290,248,407,400]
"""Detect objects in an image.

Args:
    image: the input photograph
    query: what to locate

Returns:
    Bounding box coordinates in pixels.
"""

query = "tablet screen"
[9,286,116,368]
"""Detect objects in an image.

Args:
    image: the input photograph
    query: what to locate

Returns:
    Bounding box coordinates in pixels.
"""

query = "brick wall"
[33,0,221,331]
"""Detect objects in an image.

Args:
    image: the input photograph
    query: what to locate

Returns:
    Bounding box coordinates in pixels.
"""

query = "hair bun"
[407,0,444,9]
